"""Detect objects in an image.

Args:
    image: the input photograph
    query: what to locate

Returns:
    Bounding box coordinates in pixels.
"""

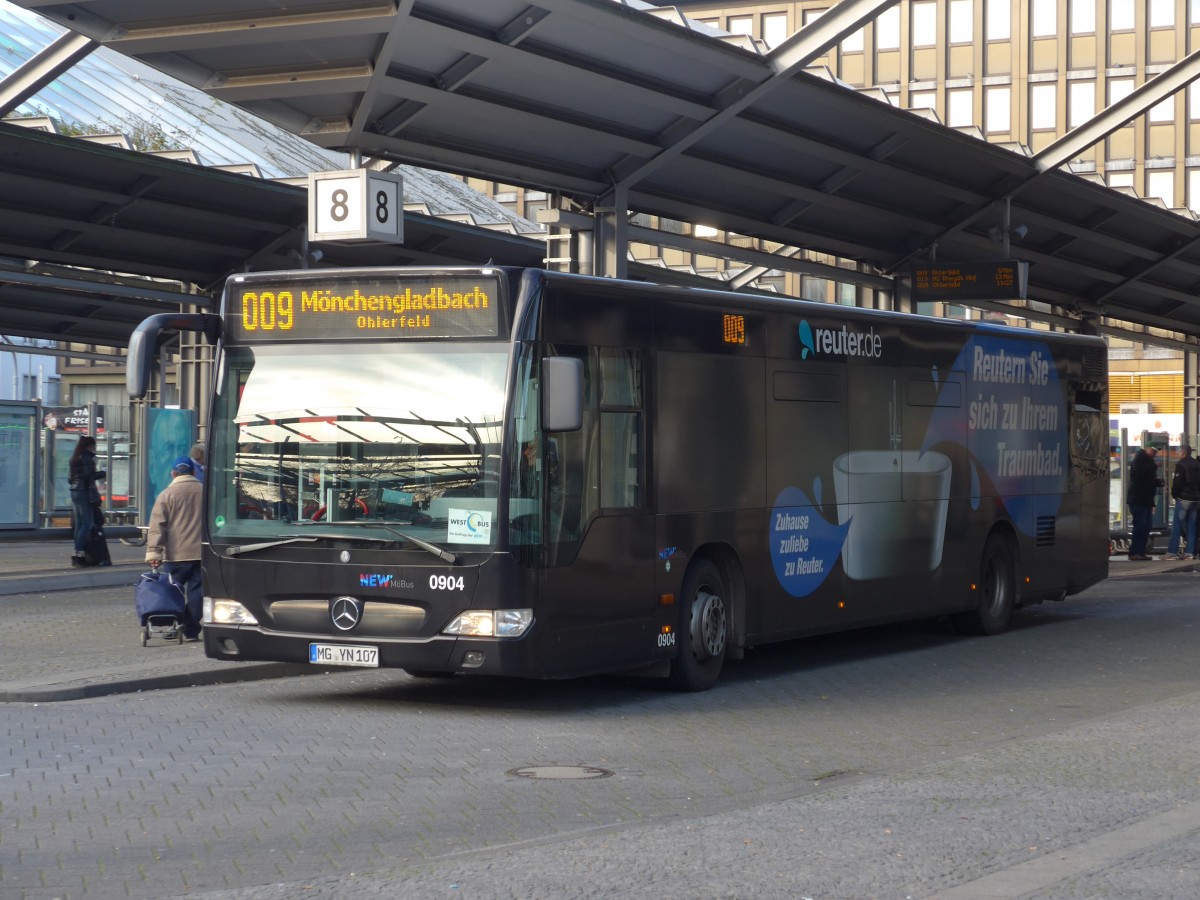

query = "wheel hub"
[690,589,727,661]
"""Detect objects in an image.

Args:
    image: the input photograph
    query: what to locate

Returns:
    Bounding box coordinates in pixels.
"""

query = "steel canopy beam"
[890,49,1200,274]
[610,0,901,191]
[592,0,898,278]
[623,226,893,289]
[0,268,198,306]
[1035,47,1200,173]
[0,30,97,116]
[106,2,396,54]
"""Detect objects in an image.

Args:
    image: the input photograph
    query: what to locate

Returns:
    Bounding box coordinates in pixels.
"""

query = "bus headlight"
[443,609,533,638]
[203,597,259,626]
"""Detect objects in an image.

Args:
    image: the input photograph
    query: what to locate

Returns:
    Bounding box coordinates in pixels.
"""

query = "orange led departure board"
[911,260,1029,301]
[226,274,502,342]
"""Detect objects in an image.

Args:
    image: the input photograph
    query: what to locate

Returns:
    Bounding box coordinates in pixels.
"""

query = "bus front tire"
[953,534,1015,636]
[668,559,728,692]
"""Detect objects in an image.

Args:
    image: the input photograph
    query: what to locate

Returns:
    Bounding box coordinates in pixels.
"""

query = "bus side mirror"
[542,356,583,432]
[127,313,222,399]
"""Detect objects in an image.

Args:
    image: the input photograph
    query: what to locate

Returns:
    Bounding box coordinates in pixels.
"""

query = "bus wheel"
[668,559,728,692]
[954,534,1015,636]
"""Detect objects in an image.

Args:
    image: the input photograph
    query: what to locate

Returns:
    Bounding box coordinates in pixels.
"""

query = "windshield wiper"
[282,520,461,564]
[223,530,399,557]
[224,537,320,557]
[383,525,461,565]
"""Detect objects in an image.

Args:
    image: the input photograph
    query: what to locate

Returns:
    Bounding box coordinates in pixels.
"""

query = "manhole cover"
[506,765,614,780]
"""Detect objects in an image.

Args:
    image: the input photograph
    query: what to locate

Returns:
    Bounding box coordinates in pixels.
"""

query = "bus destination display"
[227,275,502,341]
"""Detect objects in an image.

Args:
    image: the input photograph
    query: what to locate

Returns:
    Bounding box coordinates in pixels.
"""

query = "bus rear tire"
[668,559,728,692]
[953,533,1015,636]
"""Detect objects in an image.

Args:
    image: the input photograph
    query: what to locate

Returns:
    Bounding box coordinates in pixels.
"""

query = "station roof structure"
[7,0,1200,344]
[0,120,547,346]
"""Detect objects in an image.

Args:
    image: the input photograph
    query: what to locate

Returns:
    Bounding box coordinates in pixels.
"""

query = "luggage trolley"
[135,570,187,645]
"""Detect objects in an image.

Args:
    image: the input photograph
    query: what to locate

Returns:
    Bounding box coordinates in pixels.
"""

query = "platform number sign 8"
[314,176,362,236]
[366,178,400,236]
[330,188,351,223]
[309,170,403,244]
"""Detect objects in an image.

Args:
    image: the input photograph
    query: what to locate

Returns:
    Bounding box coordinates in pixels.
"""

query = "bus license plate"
[309,643,379,667]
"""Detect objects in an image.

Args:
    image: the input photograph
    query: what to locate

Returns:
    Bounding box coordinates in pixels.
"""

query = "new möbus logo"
[799,320,882,359]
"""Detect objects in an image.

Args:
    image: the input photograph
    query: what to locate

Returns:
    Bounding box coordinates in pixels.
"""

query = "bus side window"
[601,412,641,507]
[598,348,642,509]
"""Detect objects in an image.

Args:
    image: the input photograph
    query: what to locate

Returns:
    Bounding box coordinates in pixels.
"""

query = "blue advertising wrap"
[923,332,1067,535]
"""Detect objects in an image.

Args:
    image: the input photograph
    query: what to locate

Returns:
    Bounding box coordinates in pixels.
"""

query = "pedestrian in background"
[1163,444,1200,560]
[67,434,105,567]
[146,456,204,640]
[189,442,206,484]
[1126,445,1163,560]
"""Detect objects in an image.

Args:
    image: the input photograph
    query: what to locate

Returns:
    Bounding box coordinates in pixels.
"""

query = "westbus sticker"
[448,508,491,544]
[769,485,850,597]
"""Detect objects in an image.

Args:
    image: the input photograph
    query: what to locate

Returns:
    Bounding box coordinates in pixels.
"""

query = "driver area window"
[541,346,644,566]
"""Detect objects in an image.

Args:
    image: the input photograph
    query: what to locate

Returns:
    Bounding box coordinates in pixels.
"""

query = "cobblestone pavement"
[0,543,321,700]
[0,540,1184,702]
[2,564,1200,899]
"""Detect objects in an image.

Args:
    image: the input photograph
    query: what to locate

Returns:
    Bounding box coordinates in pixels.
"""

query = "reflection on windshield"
[211,342,510,548]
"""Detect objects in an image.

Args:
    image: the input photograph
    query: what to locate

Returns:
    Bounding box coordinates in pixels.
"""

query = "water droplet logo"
[769,486,850,597]
[798,321,815,359]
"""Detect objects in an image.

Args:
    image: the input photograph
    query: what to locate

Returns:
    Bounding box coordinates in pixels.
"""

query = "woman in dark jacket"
[68,435,104,565]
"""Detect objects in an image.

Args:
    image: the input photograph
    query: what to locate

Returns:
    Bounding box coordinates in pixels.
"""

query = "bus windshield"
[210,341,510,549]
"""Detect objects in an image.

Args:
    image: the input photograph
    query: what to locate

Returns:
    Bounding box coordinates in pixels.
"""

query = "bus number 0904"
[430,575,465,591]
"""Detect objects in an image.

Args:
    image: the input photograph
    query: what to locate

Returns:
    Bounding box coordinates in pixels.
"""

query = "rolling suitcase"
[135,570,187,645]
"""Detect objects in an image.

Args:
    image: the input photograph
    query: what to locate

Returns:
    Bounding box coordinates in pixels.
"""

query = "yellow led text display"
[240,290,295,332]
[723,313,746,345]
[231,278,500,340]
[240,286,490,332]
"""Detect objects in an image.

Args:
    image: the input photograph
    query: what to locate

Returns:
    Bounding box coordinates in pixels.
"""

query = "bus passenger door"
[540,348,656,674]
[763,363,848,633]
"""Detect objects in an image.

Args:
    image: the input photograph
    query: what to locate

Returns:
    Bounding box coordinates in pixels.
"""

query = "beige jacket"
[146,474,203,562]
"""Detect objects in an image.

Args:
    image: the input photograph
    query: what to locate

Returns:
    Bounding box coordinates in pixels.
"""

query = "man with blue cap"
[146,455,204,640]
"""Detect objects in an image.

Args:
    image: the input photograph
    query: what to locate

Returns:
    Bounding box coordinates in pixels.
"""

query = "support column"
[176,294,212,441]
[1186,347,1199,446]
[536,206,594,276]
[575,228,595,276]
[593,186,628,279]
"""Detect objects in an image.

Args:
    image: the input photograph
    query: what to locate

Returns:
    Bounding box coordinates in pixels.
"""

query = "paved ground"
[0,538,1191,702]
[0,540,322,701]
[4,540,1200,899]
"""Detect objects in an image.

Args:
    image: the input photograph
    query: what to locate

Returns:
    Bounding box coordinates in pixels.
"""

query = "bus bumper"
[203,625,541,677]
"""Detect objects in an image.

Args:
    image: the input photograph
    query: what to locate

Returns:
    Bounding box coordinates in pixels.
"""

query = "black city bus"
[128,266,1109,690]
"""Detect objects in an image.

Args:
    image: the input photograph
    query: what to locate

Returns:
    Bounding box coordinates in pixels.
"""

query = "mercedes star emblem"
[330,596,362,632]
